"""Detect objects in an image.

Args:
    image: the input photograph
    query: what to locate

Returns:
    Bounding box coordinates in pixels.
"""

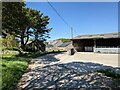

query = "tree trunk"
[24,27,30,46]
[20,37,25,50]
[20,30,25,50]
[35,32,39,51]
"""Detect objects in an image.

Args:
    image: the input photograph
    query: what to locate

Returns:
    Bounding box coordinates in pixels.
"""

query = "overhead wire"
[46,0,75,39]
[46,0,71,28]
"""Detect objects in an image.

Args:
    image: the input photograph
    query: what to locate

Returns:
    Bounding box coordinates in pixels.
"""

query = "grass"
[17,50,66,58]
[1,50,65,90]
[1,60,28,90]
[97,69,120,88]
[1,53,29,90]
[97,69,120,79]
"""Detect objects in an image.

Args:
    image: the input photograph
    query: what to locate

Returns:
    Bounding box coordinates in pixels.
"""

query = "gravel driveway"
[17,52,120,90]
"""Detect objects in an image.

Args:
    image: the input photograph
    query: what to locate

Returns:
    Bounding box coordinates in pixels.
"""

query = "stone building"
[72,32,120,54]
[58,42,73,51]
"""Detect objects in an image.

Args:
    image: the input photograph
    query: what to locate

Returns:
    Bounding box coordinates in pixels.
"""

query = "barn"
[72,32,120,54]
[58,42,72,51]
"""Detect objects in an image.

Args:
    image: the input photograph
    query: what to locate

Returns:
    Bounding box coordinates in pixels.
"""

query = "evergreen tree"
[2,2,52,51]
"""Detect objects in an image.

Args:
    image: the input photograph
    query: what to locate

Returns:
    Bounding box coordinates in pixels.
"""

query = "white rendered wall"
[94,48,120,54]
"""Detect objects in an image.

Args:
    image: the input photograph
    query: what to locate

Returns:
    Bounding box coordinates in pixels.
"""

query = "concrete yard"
[18,52,120,89]
[55,52,119,67]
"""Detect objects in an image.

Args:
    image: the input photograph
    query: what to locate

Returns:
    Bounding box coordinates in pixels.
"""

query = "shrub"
[2,35,18,49]
[97,69,120,79]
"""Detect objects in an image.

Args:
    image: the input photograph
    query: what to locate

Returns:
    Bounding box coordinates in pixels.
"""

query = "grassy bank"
[1,54,29,90]
[97,69,120,88]
[1,50,65,90]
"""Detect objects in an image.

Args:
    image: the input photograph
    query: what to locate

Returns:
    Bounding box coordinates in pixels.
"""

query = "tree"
[19,8,52,50]
[2,2,25,37]
[2,2,52,51]
[18,8,40,50]
[33,14,52,51]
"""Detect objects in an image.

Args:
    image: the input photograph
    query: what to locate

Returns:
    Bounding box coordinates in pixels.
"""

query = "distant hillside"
[57,38,71,43]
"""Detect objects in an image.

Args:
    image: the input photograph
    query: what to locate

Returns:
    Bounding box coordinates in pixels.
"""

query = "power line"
[47,0,71,28]
[46,0,74,39]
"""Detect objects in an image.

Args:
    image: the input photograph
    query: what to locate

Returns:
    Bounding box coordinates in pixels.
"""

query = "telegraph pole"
[71,27,73,39]
[71,27,74,47]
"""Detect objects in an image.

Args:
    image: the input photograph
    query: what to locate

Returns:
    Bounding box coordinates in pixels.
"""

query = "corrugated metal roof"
[58,42,71,47]
[73,32,120,39]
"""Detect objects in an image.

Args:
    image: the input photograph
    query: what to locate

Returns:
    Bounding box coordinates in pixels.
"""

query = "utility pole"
[71,27,74,47]
[71,27,73,39]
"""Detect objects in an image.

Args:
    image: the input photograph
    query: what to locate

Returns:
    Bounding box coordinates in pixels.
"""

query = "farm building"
[46,40,63,51]
[46,39,73,51]
[72,32,120,54]
[58,42,73,51]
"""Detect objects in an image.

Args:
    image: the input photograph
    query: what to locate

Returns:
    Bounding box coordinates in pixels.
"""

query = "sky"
[26,2,118,41]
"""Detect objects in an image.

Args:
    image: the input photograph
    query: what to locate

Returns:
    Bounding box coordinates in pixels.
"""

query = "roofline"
[72,32,120,40]
[76,32,119,36]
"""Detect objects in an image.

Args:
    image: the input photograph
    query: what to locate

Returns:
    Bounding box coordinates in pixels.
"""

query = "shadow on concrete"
[19,53,120,90]
[29,53,61,65]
